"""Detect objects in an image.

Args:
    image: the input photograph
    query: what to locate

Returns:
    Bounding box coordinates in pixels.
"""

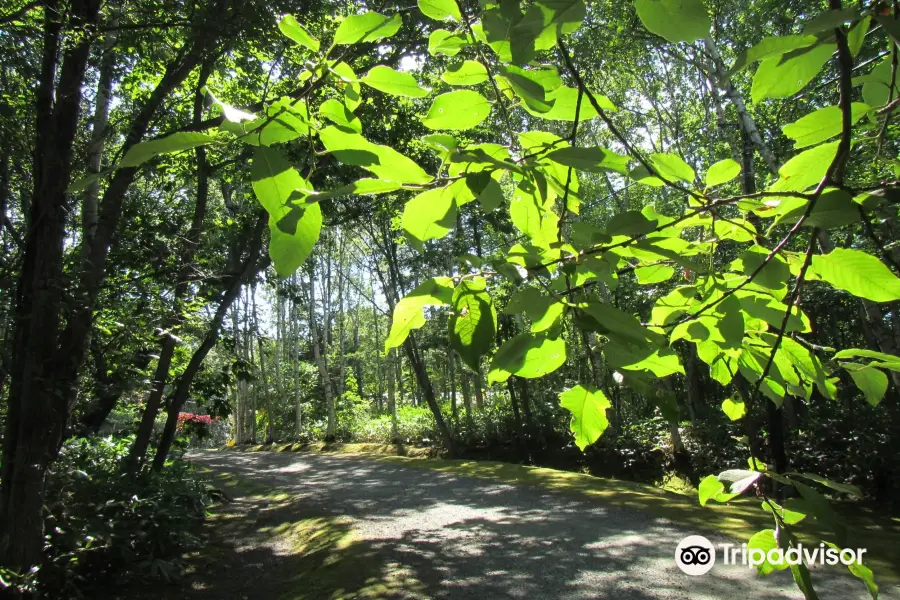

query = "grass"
[224,442,900,585]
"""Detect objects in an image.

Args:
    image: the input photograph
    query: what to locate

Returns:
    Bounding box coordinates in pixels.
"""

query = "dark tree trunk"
[128,58,216,471]
[151,214,267,471]
[0,0,101,572]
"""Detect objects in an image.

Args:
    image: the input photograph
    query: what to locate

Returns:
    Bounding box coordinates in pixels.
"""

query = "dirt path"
[180,450,895,600]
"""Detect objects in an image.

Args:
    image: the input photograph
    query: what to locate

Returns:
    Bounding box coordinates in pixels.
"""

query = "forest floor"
[107,447,900,600]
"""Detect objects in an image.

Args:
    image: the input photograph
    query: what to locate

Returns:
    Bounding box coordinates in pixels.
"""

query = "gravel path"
[189,450,896,600]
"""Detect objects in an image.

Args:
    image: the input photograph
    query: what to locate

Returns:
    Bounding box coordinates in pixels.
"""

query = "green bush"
[36,436,215,596]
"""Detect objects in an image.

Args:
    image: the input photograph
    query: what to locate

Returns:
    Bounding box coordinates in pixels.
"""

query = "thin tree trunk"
[128,59,215,471]
[82,23,117,261]
[152,215,267,470]
[308,260,336,440]
[258,337,275,443]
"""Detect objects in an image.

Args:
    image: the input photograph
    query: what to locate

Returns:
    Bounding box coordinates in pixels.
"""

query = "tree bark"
[0,0,101,571]
[152,214,267,470]
[127,59,216,471]
[308,258,336,440]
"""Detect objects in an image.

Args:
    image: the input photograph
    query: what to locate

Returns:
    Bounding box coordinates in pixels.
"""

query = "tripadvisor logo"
[675,535,868,576]
[675,535,716,575]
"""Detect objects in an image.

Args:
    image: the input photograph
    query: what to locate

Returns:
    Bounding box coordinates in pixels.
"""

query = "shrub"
[35,436,215,596]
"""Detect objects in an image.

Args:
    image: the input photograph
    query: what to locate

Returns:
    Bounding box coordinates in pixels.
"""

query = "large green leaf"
[450,277,497,371]
[510,181,559,247]
[649,152,695,183]
[522,85,614,120]
[361,65,430,98]
[385,277,454,350]
[333,12,402,45]
[782,103,869,149]
[634,0,711,43]
[120,132,216,168]
[428,29,469,56]
[751,43,836,103]
[721,396,746,421]
[319,99,362,133]
[488,333,567,383]
[418,0,461,21]
[546,147,630,174]
[278,15,320,51]
[250,147,322,277]
[402,186,457,250]
[747,530,790,575]
[843,363,888,406]
[319,126,432,184]
[422,91,492,130]
[729,34,818,74]
[704,158,741,187]
[441,60,489,85]
[811,248,900,303]
[773,189,860,229]
[559,385,611,450]
[768,141,839,193]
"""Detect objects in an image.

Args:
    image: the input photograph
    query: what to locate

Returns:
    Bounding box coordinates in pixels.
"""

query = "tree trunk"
[152,215,267,470]
[258,337,275,443]
[0,0,100,571]
[308,260,336,440]
[403,336,455,453]
[127,59,215,471]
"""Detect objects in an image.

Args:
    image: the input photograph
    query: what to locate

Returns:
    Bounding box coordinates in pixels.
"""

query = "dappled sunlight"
[186,450,895,599]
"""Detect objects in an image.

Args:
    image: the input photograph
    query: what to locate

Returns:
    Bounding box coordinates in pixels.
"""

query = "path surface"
[189,450,896,600]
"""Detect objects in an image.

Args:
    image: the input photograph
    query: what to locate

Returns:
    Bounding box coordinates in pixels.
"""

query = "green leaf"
[497,65,555,113]
[319,99,362,133]
[120,132,216,168]
[319,126,432,184]
[418,0,461,21]
[546,147,630,175]
[333,12,402,45]
[510,181,559,247]
[751,43,836,103]
[634,0,711,43]
[811,248,900,303]
[278,15,320,51]
[488,333,567,383]
[848,15,870,58]
[824,542,879,600]
[768,141,839,193]
[747,529,790,575]
[422,90,492,130]
[402,186,457,250]
[649,153,695,183]
[782,103,869,149]
[450,278,497,371]
[773,188,860,229]
[604,344,684,377]
[760,500,807,525]
[721,395,746,421]
[251,147,321,277]
[308,178,401,200]
[704,158,741,187]
[559,385,611,450]
[385,277,454,350]
[441,60,489,85]
[698,475,724,506]
[786,472,862,498]
[606,210,657,236]
[844,364,888,407]
[428,29,469,56]
[729,34,819,74]
[834,348,900,362]
[522,85,614,121]
[718,469,762,493]
[361,65,430,98]
[635,264,675,284]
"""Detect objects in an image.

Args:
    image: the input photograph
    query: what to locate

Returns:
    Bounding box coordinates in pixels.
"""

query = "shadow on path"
[170,450,893,600]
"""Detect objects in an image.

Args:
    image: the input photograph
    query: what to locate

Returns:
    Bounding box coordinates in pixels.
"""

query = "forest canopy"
[1,0,899,597]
